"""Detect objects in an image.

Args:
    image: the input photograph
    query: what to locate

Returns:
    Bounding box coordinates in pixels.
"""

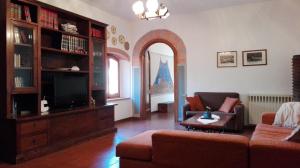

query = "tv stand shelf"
[0,0,113,164]
[42,69,89,74]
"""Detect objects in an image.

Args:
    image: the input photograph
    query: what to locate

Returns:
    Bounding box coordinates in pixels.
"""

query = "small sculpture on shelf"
[91,97,96,107]
[61,23,78,34]
[41,96,49,116]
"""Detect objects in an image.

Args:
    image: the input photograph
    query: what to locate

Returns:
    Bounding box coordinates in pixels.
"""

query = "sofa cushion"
[250,124,300,168]
[116,130,156,161]
[194,92,239,111]
[219,97,239,113]
[186,96,205,111]
[251,124,292,141]
[152,130,249,168]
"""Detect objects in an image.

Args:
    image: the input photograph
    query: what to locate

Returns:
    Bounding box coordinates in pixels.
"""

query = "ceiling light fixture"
[132,0,170,20]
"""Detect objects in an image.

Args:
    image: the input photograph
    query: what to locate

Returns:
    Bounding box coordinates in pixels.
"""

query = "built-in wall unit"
[0,0,116,163]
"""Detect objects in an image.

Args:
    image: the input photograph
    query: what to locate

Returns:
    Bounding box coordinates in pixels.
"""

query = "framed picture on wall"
[217,51,238,68]
[242,49,267,66]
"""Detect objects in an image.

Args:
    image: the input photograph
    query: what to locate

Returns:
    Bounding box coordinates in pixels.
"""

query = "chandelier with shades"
[132,0,170,20]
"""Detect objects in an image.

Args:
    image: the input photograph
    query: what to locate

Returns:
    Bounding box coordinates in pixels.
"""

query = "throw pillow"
[186,96,205,111]
[219,97,239,113]
[284,125,300,142]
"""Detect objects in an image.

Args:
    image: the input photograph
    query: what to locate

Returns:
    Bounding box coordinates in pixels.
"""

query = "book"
[40,8,45,27]
[91,28,103,38]
[49,11,53,28]
[14,54,21,68]
[24,6,31,22]
[40,8,58,29]
[10,3,14,18]
[61,35,68,51]
[60,35,88,53]
[14,27,20,44]
[53,13,58,30]
[17,4,21,20]
[10,3,21,20]
[19,30,28,44]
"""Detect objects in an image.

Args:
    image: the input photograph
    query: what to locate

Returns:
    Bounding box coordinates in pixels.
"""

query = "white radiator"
[248,94,293,124]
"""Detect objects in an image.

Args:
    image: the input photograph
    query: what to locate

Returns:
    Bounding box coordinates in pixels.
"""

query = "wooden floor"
[0,112,253,168]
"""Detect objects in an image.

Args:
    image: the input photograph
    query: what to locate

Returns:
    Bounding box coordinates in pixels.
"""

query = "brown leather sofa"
[183,92,244,132]
[117,130,249,168]
[117,113,300,168]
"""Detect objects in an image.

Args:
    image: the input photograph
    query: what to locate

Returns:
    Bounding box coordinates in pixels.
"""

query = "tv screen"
[54,74,88,109]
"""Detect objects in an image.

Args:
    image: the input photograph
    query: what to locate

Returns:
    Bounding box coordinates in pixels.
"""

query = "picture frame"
[242,49,267,66]
[217,51,238,68]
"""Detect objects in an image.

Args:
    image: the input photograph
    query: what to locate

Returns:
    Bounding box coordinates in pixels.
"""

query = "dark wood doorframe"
[140,40,178,121]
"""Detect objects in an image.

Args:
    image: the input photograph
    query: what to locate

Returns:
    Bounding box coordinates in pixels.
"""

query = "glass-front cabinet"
[92,38,105,90]
[12,22,37,92]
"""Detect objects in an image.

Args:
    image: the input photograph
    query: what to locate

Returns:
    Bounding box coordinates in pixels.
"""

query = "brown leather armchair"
[183,92,244,132]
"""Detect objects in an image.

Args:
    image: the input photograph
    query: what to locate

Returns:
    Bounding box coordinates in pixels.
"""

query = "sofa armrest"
[152,130,249,168]
[183,104,191,120]
[261,112,276,125]
[232,104,245,131]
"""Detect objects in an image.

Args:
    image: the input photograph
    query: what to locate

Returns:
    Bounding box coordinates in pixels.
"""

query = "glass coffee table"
[180,112,233,132]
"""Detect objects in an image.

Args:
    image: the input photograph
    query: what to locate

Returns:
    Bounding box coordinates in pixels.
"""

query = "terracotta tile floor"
[0,112,253,168]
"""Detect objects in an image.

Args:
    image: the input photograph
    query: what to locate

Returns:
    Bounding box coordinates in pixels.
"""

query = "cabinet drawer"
[20,133,48,152]
[97,118,114,130]
[96,108,114,119]
[20,120,48,135]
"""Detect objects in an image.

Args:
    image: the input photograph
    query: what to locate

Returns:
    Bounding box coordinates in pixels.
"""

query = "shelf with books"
[10,0,38,23]
[41,47,88,56]
[41,28,89,55]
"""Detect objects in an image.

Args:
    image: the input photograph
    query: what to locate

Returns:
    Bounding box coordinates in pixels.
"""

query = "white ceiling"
[81,0,273,20]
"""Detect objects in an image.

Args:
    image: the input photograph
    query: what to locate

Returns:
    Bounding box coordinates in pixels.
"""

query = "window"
[107,56,120,98]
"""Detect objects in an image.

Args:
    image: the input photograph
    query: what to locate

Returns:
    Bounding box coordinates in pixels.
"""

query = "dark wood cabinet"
[0,0,116,164]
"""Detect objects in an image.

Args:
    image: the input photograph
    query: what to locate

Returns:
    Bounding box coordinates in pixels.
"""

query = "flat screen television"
[54,74,88,110]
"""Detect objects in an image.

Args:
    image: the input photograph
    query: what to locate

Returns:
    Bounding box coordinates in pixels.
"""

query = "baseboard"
[115,117,139,124]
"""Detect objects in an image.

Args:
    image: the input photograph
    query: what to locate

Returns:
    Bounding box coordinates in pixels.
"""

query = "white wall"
[131,0,300,122]
[147,43,174,112]
[38,0,134,121]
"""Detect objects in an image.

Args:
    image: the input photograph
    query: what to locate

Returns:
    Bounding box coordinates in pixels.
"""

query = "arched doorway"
[132,29,187,121]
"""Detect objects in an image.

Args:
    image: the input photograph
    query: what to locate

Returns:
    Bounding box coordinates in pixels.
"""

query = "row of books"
[15,76,25,88]
[14,54,22,68]
[61,35,88,54]
[40,8,58,30]
[10,3,32,22]
[14,27,33,44]
[91,28,104,38]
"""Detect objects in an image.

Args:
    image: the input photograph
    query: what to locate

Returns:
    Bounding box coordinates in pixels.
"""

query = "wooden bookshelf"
[0,0,115,164]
